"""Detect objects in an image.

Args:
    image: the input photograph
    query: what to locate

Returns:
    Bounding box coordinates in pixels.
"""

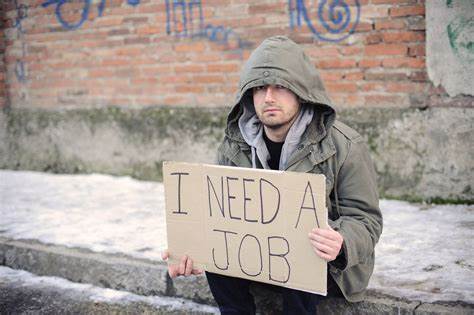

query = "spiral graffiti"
[289,0,360,42]
[42,0,140,30]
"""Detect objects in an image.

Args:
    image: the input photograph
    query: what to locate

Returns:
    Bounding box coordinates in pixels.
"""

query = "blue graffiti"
[13,0,28,34]
[15,60,27,83]
[166,0,203,37]
[13,0,28,83]
[289,0,360,42]
[165,0,251,50]
[42,0,140,30]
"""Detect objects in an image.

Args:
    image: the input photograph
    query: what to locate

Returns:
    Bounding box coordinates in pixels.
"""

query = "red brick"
[206,63,239,72]
[345,72,364,81]
[360,82,383,92]
[136,25,162,35]
[340,46,363,56]
[358,59,382,68]
[249,3,285,14]
[364,71,408,81]
[355,22,374,32]
[191,75,225,84]
[385,82,425,93]
[371,0,416,3]
[382,57,425,68]
[174,42,207,53]
[176,85,205,93]
[409,71,428,82]
[382,31,425,43]
[158,75,190,84]
[227,16,266,28]
[305,47,340,58]
[326,82,358,93]
[320,72,343,81]
[174,64,205,73]
[101,59,130,67]
[364,44,408,56]
[88,69,115,78]
[390,5,425,17]
[317,59,357,69]
[364,33,383,45]
[408,44,425,57]
[375,19,406,30]
[189,52,222,62]
[364,94,409,107]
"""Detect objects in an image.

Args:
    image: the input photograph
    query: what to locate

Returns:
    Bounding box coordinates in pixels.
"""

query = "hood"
[225,36,336,143]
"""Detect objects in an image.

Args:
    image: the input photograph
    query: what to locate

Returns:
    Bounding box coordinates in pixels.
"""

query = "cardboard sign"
[163,161,328,295]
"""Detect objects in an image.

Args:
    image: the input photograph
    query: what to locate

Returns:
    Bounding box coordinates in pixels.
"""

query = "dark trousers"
[206,272,326,315]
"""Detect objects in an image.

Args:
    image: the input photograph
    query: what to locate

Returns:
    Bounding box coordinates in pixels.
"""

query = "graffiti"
[165,0,251,51]
[42,0,140,30]
[13,0,28,82]
[289,0,360,43]
[446,2,474,65]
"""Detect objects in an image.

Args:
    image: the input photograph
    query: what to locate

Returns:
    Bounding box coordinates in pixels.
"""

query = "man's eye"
[275,85,285,89]
[254,86,265,91]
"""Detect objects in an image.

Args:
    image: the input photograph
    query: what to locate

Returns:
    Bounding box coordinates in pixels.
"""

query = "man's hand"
[308,226,343,262]
[161,250,203,278]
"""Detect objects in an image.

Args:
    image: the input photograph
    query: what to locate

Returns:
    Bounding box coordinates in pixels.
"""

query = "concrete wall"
[426,1,474,97]
[1,106,472,203]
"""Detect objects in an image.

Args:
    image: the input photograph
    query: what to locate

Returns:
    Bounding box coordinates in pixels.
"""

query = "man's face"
[252,84,301,130]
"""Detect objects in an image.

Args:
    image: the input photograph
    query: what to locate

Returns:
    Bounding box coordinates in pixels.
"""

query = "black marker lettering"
[170,172,189,214]
[260,178,280,224]
[238,234,262,277]
[268,236,291,284]
[294,181,320,228]
[207,175,225,217]
[212,229,237,271]
[226,176,241,220]
[243,178,257,223]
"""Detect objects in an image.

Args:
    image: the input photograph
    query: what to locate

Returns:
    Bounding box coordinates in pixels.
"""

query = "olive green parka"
[216,36,383,302]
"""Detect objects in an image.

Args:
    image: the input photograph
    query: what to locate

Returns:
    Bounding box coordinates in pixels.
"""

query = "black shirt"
[263,131,284,170]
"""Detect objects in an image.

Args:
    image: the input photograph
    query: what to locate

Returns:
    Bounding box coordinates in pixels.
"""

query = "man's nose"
[264,86,275,103]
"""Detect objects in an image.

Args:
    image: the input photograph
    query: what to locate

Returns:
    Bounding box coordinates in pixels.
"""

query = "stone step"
[1,236,472,314]
[0,266,219,314]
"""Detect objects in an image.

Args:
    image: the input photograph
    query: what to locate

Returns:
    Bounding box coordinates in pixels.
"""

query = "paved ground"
[1,170,473,314]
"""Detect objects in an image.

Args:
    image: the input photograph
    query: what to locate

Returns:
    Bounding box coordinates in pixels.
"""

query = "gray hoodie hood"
[225,36,336,170]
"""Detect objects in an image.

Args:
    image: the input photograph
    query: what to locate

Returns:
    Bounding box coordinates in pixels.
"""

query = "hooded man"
[163,36,383,314]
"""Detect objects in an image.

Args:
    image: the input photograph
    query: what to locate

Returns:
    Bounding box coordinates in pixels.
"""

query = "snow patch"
[1,170,473,303]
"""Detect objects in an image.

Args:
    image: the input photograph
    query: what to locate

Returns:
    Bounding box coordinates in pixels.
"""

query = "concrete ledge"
[0,266,218,314]
[1,237,472,314]
[0,236,169,297]
[1,106,472,202]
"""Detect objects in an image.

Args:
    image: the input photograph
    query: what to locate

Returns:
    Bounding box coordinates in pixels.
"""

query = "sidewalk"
[1,170,473,313]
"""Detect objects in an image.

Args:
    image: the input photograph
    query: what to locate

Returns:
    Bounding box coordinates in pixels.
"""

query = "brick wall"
[0,0,471,109]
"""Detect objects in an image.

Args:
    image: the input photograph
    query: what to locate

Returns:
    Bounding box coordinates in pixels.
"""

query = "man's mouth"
[263,107,280,113]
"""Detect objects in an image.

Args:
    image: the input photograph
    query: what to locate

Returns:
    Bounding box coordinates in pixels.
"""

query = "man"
[162,36,383,314]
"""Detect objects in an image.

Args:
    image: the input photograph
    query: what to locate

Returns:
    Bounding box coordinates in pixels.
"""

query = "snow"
[0,266,219,313]
[1,170,473,303]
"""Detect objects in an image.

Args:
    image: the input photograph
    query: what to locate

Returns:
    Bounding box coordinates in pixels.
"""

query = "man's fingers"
[161,250,169,261]
[168,266,178,278]
[192,268,203,275]
[179,255,188,275]
[312,228,341,241]
[314,247,332,261]
[308,232,339,247]
[184,258,193,276]
[310,239,336,256]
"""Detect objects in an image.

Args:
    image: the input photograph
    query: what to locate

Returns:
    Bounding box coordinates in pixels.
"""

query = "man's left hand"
[308,226,344,262]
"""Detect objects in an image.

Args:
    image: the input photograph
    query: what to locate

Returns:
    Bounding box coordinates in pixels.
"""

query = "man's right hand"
[161,250,203,278]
